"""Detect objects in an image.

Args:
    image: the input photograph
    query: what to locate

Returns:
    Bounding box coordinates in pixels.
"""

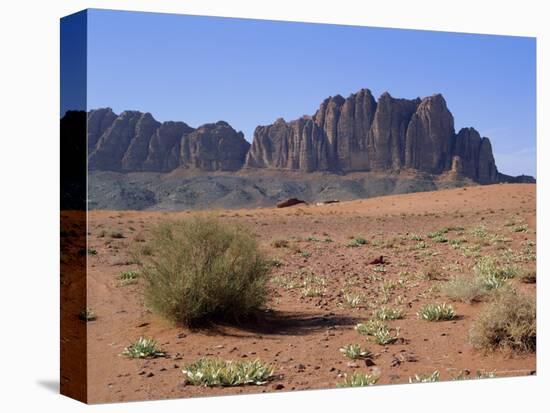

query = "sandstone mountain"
[245,89,503,184]
[87,109,250,172]
[61,88,534,210]
[82,89,532,186]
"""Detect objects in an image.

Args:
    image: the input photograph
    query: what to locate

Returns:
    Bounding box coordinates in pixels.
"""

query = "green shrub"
[339,344,371,360]
[469,288,536,352]
[183,358,274,386]
[110,230,125,239]
[338,372,379,387]
[420,264,442,281]
[474,256,518,282]
[137,217,270,325]
[346,236,368,248]
[122,337,165,358]
[78,307,96,321]
[409,371,440,383]
[373,307,404,321]
[441,276,488,304]
[355,320,399,344]
[118,270,140,285]
[520,269,536,284]
[417,303,456,321]
[343,293,362,308]
[355,320,386,336]
[271,239,289,248]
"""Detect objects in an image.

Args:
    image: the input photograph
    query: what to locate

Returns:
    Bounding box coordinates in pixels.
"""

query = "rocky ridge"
[245,89,502,184]
[73,87,535,188]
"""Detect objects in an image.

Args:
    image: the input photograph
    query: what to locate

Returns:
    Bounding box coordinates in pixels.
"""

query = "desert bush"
[78,307,96,321]
[355,320,385,335]
[118,270,139,285]
[271,239,289,248]
[339,344,371,360]
[342,293,362,308]
[137,217,270,325]
[182,358,274,386]
[372,325,400,344]
[469,288,536,352]
[453,369,496,380]
[473,256,518,291]
[373,307,404,320]
[520,269,536,284]
[441,276,488,304]
[417,303,456,321]
[346,236,368,248]
[110,230,125,239]
[301,274,326,297]
[122,337,165,358]
[355,320,399,344]
[409,371,440,383]
[337,372,379,387]
[420,264,443,281]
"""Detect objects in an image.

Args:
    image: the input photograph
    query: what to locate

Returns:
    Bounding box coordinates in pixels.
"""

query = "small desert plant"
[372,325,400,345]
[355,320,386,336]
[138,217,270,325]
[474,256,518,289]
[471,225,489,238]
[413,241,427,250]
[356,321,399,344]
[271,239,289,248]
[337,372,379,387]
[346,236,368,248]
[453,369,497,380]
[118,270,139,285]
[343,293,362,308]
[512,224,529,233]
[302,285,325,297]
[86,248,97,256]
[432,234,448,243]
[301,274,326,295]
[409,233,423,241]
[519,269,536,284]
[122,337,165,359]
[441,276,488,304]
[409,371,440,383]
[339,344,371,360]
[182,358,274,386]
[417,303,456,321]
[110,230,125,239]
[373,307,404,321]
[78,308,96,321]
[449,237,467,248]
[271,275,301,290]
[469,288,536,352]
[420,264,442,281]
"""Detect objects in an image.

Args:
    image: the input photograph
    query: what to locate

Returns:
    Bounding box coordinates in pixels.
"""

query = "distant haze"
[78,9,535,177]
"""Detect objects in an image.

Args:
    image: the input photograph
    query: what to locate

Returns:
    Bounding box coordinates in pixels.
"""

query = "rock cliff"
[244,89,505,184]
[76,87,533,185]
[87,109,250,172]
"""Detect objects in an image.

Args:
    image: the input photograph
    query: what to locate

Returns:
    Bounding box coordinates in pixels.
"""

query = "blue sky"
[82,9,536,177]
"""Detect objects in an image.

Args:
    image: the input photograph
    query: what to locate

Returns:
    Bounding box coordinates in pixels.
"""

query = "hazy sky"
[82,9,536,177]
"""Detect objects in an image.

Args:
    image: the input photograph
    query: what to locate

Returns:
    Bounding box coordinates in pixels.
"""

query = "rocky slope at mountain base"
[88,169,477,211]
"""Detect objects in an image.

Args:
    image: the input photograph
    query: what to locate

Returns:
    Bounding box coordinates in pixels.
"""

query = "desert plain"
[62,183,536,403]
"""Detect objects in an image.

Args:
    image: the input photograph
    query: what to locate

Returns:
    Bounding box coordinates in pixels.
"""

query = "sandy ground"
[76,184,535,403]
